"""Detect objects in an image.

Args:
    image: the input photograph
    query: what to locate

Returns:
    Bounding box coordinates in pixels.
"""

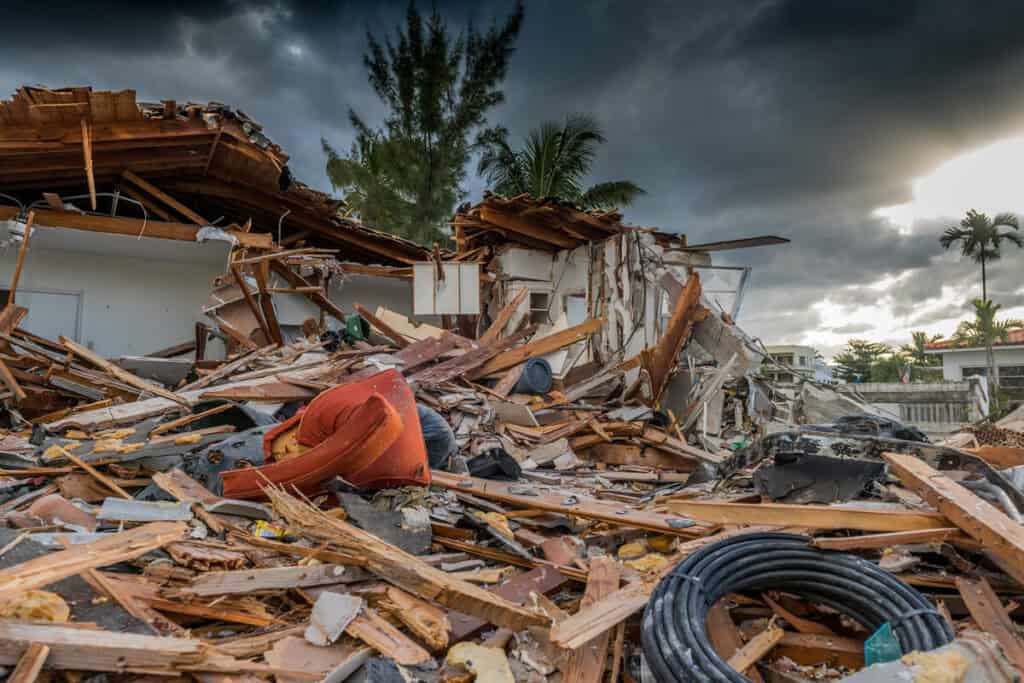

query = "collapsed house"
[0,86,1022,683]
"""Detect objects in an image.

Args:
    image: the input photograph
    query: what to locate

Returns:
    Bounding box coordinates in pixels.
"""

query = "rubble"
[0,85,1020,682]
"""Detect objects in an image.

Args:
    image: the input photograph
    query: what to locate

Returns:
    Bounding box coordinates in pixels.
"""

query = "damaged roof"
[452,193,666,252]
[0,86,429,265]
[926,328,1024,352]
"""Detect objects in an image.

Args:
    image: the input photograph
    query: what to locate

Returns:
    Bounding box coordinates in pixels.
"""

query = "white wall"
[939,347,1024,380]
[0,224,231,358]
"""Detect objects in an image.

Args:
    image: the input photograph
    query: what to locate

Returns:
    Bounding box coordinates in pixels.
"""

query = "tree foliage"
[476,114,646,209]
[833,339,893,383]
[323,1,525,243]
[940,209,1022,300]
[900,331,942,368]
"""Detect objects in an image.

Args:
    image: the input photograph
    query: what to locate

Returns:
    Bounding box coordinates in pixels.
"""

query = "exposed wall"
[329,273,424,323]
[0,224,231,358]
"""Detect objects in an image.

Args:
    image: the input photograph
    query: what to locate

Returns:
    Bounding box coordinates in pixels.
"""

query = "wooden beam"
[471,317,605,377]
[81,117,96,211]
[269,260,347,322]
[118,185,173,222]
[0,622,281,676]
[550,527,777,649]
[0,522,186,604]
[642,272,702,402]
[254,261,285,345]
[480,286,528,345]
[563,557,620,683]
[230,264,272,344]
[6,643,49,683]
[707,602,765,682]
[812,528,964,551]
[956,577,1024,671]
[883,452,1024,585]
[60,336,190,406]
[479,205,579,249]
[56,445,132,499]
[353,303,410,348]
[727,624,783,674]
[432,472,706,537]
[121,170,209,226]
[267,486,548,633]
[0,206,269,248]
[7,211,34,305]
[150,402,234,436]
[667,499,950,533]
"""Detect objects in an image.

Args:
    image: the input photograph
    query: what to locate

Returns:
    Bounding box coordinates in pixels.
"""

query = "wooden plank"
[480,286,528,344]
[563,557,620,683]
[432,472,707,537]
[642,272,702,402]
[883,451,1024,584]
[0,622,281,676]
[667,499,950,533]
[175,565,359,597]
[811,528,963,551]
[148,598,275,627]
[407,327,534,386]
[0,522,186,604]
[479,205,578,249]
[7,211,33,305]
[727,623,783,673]
[179,344,277,392]
[60,336,189,406]
[448,566,568,642]
[251,260,283,345]
[772,632,864,669]
[150,402,235,436]
[267,486,549,633]
[81,117,96,210]
[269,260,347,322]
[0,357,26,403]
[345,606,431,666]
[471,317,605,378]
[122,169,209,225]
[230,264,272,344]
[956,577,1024,671]
[707,602,765,682]
[6,643,49,683]
[55,445,131,499]
[353,303,409,348]
[550,527,779,650]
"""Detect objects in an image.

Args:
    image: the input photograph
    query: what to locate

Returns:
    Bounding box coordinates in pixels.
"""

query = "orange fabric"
[220,392,402,499]
[296,368,430,489]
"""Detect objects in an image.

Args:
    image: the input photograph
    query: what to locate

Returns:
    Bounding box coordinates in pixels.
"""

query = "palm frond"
[579,180,647,210]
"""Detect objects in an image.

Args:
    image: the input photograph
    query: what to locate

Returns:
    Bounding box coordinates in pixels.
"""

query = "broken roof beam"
[471,317,605,378]
[268,260,346,322]
[642,272,702,403]
[478,205,581,249]
[0,206,270,249]
[121,170,210,226]
[80,117,96,210]
[163,179,425,265]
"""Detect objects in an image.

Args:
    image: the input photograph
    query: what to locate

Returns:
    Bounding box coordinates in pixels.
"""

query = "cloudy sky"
[5,1,1024,357]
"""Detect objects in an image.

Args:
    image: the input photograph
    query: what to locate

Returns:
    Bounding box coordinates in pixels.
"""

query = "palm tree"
[900,331,942,367]
[953,299,1024,387]
[939,209,1023,301]
[476,114,645,210]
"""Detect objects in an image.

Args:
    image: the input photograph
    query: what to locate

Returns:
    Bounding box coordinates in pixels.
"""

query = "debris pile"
[0,86,1020,682]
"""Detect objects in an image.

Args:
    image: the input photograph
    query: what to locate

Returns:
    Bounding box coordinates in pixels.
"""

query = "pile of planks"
[0,255,1021,680]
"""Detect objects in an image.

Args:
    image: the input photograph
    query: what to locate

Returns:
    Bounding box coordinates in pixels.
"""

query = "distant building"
[762,345,821,385]
[924,330,1024,397]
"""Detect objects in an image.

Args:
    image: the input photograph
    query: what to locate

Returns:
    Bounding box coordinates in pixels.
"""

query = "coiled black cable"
[641,533,954,683]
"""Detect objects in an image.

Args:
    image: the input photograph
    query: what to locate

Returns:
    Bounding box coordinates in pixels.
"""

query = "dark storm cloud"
[4,0,1024,349]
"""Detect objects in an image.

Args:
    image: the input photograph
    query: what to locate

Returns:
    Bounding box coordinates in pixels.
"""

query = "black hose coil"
[641,532,954,682]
